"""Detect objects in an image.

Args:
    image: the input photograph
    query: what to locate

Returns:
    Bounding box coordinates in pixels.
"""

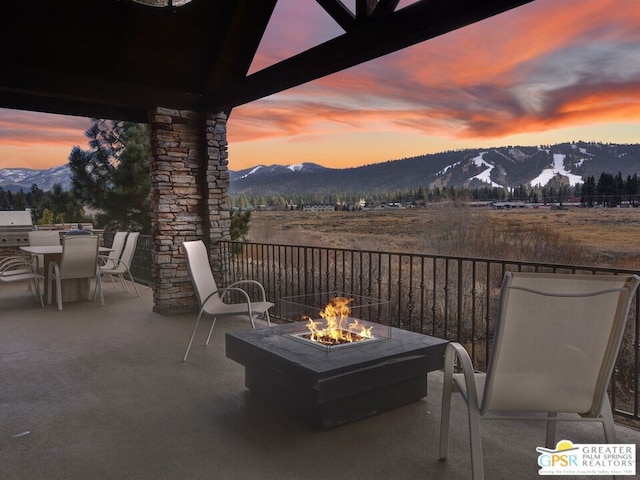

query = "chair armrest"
[97,254,112,267]
[201,287,253,310]
[0,257,35,275]
[227,280,268,301]
[444,342,481,407]
[98,257,129,271]
[1,256,30,268]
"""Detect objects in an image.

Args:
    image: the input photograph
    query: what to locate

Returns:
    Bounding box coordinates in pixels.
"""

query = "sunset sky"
[1,0,639,171]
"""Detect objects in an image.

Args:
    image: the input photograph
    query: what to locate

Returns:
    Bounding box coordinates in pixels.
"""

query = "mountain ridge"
[1,142,639,195]
[229,142,640,196]
[0,165,72,192]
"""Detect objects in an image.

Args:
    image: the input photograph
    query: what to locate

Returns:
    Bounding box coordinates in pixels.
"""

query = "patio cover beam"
[206,0,533,112]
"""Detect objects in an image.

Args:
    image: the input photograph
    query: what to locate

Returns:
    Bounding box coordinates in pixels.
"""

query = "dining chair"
[98,232,139,296]
[98,231,128,278]
[438,271,640,480]
[0,255,33,277]
[182,240,274,361]
[0,256,44,306]
[28,230,61,272]
[48,235,104,310]
[28,230,61,245]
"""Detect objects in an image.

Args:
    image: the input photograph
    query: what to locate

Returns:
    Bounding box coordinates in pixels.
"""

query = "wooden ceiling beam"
[371,0,401,19]
[315,0,356,32]
[0,91,148,124]
[0,68,200,121]
[203,0,278,98]
[356,0,378,20]
[208,0,534,112]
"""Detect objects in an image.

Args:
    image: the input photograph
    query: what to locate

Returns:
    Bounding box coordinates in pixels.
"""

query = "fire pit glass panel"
[279,292,391,353]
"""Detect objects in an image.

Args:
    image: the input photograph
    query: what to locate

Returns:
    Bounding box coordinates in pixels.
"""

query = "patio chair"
[0,255,33,276]
[0,256,44,306]
[28,230,61,245]
[48,235,104,310]
[98,232,139,297]
[182,240,274,362]
[28,230,61,272]
[439,271,640,480]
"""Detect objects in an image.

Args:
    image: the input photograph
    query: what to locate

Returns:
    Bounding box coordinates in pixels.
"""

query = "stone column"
[148,108,230,314]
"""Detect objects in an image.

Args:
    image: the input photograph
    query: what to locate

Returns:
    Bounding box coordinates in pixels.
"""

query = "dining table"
[20,245,113,303]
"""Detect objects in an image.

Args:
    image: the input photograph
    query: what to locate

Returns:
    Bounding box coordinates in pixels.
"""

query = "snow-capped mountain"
[0,164,72,192]
[2,142,639,196]
[229,142,640,196]
[230,162,329,182]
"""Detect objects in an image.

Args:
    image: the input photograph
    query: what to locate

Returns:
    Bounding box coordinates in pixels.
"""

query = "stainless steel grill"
[0,211,34,247]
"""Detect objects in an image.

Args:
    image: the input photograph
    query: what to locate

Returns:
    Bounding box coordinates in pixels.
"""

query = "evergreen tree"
[596,173,615,207]
[69,119,151,233]
[581,176,596,207]
[50,184,85,223]
[104,122,151,232]
[230,210,251,241]
[69,119,121,208]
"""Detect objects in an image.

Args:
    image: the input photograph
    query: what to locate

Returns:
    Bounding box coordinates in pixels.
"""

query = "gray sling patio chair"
[0,254,33,277]
[99,231,128,271]
[439,271,640,480]
[1,256,44,306]
[181,240,274,362]
[28,230,61,272]
[48,235,104,310]
[98,231,139,296]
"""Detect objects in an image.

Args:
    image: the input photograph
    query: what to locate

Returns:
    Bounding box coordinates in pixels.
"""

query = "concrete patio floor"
[1,280,638,480]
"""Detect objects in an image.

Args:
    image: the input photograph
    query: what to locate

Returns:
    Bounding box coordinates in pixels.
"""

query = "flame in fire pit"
[303,297,373,345]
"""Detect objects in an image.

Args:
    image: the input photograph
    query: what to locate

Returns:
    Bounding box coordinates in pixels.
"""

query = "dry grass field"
[247,206,640,270]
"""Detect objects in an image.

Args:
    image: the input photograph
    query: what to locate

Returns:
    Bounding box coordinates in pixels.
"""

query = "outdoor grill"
[0,211,35,247]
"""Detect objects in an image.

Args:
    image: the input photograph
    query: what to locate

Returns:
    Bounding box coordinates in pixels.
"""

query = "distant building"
[302,204,335,212]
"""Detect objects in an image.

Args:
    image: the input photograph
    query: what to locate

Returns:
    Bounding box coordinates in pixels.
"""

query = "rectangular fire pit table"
[225,321,448,429]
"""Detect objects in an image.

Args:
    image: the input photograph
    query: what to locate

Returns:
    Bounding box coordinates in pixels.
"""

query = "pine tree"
[68,119,151,232]
[105,122,151,232]
[230,210,251,241]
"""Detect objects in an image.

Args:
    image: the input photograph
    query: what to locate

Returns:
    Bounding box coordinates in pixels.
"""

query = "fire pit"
[225,293,448,428]
[284,294,390,351]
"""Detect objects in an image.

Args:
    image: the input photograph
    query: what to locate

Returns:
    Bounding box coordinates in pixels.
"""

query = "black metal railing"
[219,240,640,426]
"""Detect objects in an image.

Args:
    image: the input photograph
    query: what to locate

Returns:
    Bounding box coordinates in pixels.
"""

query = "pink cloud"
[231,0,640,149]
[0,109,90,147]
[3,0,640,170]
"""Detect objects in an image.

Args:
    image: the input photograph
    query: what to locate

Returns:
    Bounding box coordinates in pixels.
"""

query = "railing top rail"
[222,240,639,276]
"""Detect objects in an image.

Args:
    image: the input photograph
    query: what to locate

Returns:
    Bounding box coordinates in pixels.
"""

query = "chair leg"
[118,273,128,293]
[183,309,205,362]
[265,310,271,327]
[47,263,63,310]
[47,266,53,306]
[126,270,140,297]
[467,402,484,480]
[55,276,62,310]
[34,276,44,307]
[205,317,218,345]
[439,374,454,460]
[600,396,617,443]
[96,269,104,306]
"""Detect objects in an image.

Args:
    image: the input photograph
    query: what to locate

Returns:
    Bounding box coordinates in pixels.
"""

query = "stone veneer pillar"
[148,108,231,314]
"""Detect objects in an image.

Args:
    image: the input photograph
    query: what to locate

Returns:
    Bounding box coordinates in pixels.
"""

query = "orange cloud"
[3,0,640,171]
[0,109,89,148]
[231,0,640,155]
